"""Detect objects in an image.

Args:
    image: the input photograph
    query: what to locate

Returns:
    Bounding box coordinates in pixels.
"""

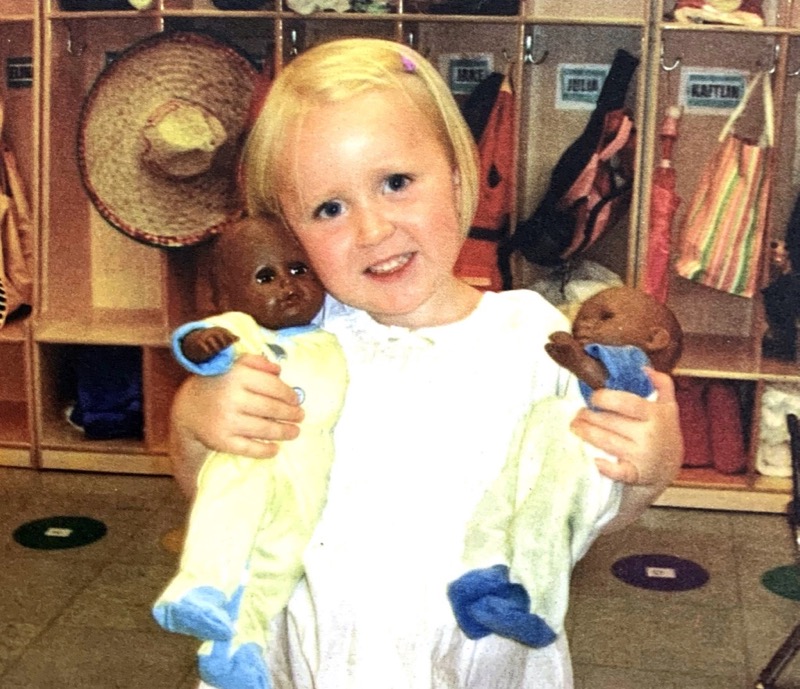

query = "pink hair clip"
[400,55,416,73]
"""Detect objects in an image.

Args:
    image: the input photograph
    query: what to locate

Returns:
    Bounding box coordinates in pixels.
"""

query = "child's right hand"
[170,354,304,495]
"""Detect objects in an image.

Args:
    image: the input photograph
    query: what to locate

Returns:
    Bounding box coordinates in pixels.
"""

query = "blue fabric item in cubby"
[67,345,143,440]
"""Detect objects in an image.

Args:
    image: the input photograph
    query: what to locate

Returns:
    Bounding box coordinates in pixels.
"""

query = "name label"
[557,63,610,110]
[440,54,493,96]
[680,68,747,114]
[6,57,32,89]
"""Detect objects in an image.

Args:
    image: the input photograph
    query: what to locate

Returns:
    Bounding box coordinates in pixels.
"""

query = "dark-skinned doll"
[545,285,683,403]
[153,215,347,689]
[447,286,682,652]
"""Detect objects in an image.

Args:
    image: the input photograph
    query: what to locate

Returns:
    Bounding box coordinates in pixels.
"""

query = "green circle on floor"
[13,516,107,550]
[762,565,800,601]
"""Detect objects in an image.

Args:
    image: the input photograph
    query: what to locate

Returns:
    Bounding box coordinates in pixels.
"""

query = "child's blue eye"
[385,173,410,193]
[315,200,343,219]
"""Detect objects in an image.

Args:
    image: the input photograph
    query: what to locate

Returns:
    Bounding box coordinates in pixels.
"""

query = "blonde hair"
[242,37,479,236]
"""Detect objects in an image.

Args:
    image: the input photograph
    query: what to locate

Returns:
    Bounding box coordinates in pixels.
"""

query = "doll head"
[572,286,683,372]
[209,214,325,330]
[242,37,479,237]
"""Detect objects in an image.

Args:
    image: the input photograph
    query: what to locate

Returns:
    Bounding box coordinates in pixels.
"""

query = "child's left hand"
[570,368,683,490]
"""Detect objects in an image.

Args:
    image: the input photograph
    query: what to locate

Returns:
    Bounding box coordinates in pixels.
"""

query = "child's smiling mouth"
[366,252,413,275]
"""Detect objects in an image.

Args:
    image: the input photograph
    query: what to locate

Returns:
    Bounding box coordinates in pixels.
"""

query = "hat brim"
[78,31,257,248]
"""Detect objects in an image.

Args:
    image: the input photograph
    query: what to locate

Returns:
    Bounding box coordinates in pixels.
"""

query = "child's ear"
[644,326,670,353]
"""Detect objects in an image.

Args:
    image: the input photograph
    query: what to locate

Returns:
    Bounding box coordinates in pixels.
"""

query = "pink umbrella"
[644,106,682,304]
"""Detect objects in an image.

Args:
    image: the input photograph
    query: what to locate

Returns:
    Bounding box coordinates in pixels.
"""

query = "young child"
[153,215,347,689]
[448,286,684,650]
[169,38,683,689]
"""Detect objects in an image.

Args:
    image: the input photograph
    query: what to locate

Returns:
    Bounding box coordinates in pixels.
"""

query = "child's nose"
[355,205,395,245]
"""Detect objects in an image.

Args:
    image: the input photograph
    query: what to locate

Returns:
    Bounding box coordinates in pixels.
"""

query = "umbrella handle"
[658,106,681,166]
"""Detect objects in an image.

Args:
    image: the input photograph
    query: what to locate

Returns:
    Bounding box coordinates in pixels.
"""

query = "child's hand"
[570,368,683,489]
[170,354,305,496]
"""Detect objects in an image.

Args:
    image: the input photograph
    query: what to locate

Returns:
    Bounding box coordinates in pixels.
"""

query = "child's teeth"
[370,253,410,274]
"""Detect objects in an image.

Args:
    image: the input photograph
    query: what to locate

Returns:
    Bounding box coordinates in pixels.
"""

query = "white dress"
[198,289,619,689]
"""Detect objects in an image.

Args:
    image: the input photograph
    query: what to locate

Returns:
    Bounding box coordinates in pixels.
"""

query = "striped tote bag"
[674,71,773,298]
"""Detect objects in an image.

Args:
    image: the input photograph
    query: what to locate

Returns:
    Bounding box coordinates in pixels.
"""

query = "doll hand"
[544,331,583,370]
[181,327,240,364]
[545,332,607,390]
[571,368,683,488]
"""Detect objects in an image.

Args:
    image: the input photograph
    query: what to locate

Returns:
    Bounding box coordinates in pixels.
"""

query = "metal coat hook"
[523,31,547,65]
[789,63,800,77]
[405,31,429,57]
[659,44,681,72]
[65,25,86,57]
[766,43,779,74]
[289,29,299,57]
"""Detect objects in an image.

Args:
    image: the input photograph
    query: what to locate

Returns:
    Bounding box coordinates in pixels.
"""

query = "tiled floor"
[0,466,799,689]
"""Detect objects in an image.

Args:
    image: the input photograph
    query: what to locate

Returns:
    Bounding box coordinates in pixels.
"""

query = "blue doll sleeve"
[578,344,653,404]
[171,321,236,377]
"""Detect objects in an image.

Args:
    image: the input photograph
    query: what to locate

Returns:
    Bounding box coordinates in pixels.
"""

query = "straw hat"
[78,31,257,248]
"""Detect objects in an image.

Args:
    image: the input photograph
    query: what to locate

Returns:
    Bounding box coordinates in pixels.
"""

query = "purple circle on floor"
[611,553,709,591]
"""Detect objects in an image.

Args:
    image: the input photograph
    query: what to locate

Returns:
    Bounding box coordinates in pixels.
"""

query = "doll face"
[213,217,325,330]
[572,287,666,352]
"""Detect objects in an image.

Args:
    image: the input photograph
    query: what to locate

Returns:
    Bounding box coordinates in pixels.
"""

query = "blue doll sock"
[153,580,270,688]
[152,585,234,641]
[199,638,271,689]
[447,564,556,648]
[196,583,271,689]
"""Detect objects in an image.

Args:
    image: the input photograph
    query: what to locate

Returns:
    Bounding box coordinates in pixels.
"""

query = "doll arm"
[172,321,239,377]
[547,334,655,404]
[545,331,608,390]
[180,327,240,365]
[172,312,271,377]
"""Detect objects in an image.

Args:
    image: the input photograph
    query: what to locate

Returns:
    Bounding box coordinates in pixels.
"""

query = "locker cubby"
[162,1,279,12]
[0,1,34,19]
[162,14,277,65]
[34,343,172,473]
[516,23,645,288]
[0,339,31,466]
[39,16,167,345]
[647,29,795,379]
[528,0,646,23]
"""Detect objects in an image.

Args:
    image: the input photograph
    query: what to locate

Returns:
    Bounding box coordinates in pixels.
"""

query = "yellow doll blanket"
[448,395,621,647]
[153,311,347,689]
